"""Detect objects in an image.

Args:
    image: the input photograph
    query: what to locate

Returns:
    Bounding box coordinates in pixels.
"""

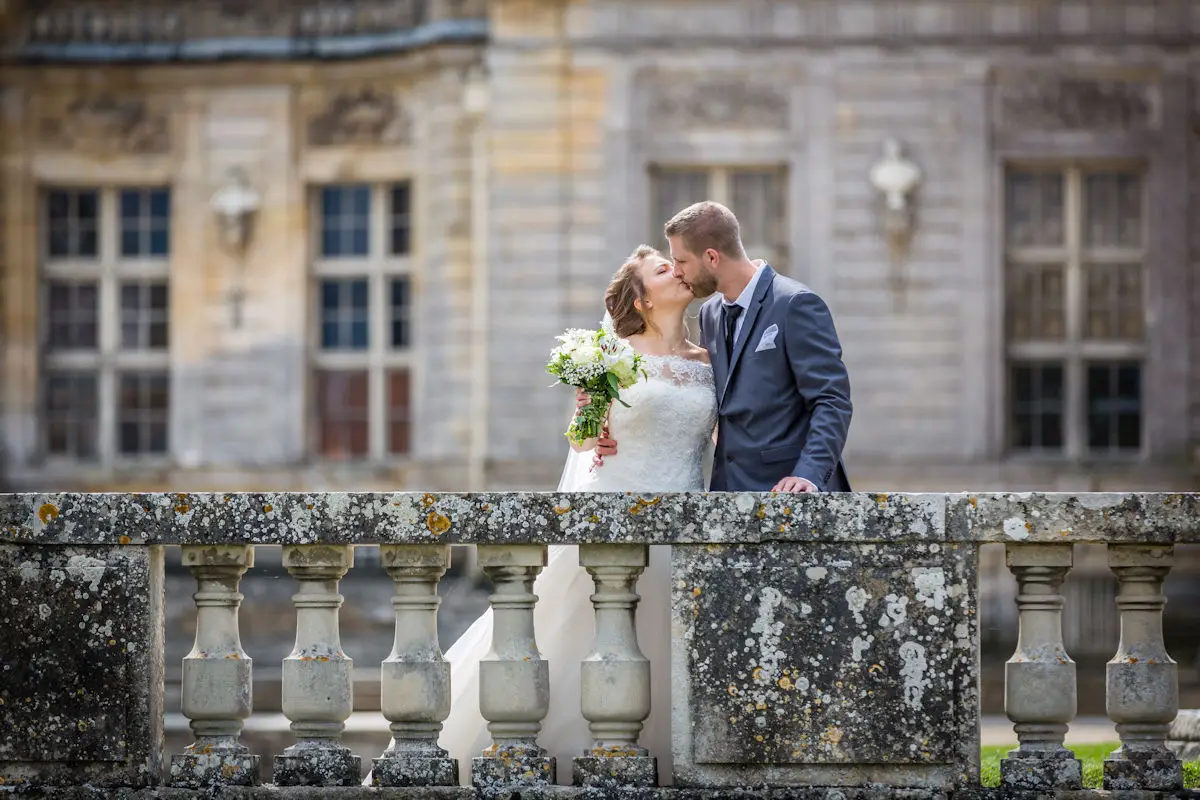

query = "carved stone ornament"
[307,88,413,147]
[995,77,1159,132]
[37,95,170,154]
[647,77,789,130]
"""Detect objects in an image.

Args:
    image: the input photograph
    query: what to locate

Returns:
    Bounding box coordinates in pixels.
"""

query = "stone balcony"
[1,491,1198,798]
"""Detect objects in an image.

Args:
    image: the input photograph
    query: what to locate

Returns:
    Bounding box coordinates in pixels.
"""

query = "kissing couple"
[368,200,852,787]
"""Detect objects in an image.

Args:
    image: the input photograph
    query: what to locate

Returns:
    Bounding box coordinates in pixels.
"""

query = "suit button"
[729,455,736,462]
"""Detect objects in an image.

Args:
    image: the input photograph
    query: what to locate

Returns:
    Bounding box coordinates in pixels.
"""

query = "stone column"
[169,545,259,788]
[1000,544,1081,790]
[370,544,457,787]
[273,545,360,786]
[471,544,555,788]
[1104,544,1182,790]
[573,544,656,788]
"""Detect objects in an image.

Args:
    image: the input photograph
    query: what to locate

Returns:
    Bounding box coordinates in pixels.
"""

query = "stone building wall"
[0,0,1197,495]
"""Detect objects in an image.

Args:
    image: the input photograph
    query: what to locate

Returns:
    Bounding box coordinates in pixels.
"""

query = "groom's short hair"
[664,201,746,259]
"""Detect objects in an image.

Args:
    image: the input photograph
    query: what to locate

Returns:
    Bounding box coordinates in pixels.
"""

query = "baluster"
[1104,544,1182,790]
[574,544,657,788]
[273,545,361,787]
[371,544,457,787]
[1000,544,1081,789]
[169,545,259,788]
[471,544,555,788]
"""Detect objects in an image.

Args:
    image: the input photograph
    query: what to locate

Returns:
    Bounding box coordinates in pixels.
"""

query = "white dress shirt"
[723,261,768,347]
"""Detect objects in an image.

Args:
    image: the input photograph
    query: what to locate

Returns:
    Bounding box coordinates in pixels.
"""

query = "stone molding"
[34,93,171,154]
[993,75,1160,132]
[306,86,413,147]
[2,492,1199,545]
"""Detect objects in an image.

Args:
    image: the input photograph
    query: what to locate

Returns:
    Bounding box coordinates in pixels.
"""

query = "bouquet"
[546,325,645,448]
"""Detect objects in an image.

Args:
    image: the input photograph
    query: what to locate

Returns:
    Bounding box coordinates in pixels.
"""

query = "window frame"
[648,165,790,271]
[309,182,416,463]
[1002,160,1148,462]
[38,185,172,466]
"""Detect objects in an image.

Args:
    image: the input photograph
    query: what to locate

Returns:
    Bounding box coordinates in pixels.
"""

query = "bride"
[371,244,717,787]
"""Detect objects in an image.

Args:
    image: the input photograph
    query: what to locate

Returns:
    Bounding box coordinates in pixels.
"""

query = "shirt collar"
[726,261,768,310]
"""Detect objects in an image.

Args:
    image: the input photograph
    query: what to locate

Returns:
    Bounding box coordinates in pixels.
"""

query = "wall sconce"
[209,167,260,327]
[868,138,921,308]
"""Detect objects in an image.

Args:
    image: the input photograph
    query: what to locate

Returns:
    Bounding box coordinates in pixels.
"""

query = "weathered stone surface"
[371,754,458,787]
[0,544,164,788]
[7,786,1199,799]
[1104,750,1184,791]
[948,493,1200,544]
[6,492,1196,547]
[999,750,1081,790]
[670,542,978,788]
[168,752,260,789]
[272,746,361,787]
[573,754,659,788]
[471,751,556,788]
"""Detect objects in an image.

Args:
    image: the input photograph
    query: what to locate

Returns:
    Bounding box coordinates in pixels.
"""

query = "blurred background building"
[0,0,1197,762]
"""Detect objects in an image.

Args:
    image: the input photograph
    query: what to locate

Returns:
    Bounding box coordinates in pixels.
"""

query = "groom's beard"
[688,271,718,298]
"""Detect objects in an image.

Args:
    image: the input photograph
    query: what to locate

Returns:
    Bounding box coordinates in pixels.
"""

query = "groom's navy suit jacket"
[700,265,852,492]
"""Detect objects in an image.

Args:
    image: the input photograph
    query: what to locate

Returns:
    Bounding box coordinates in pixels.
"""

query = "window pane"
[731,169,788,268]
[1009,363,1064,451]
[120,188,171,257]
[1006,171,1064,248]
[1085,172,1142,249]
[319,278,369,350]
[651,169,709,249]
[320,185,370,258]
[390,278,410,348]
[316,369,370,459]
[45,189,100,258]
[46,281,98,351]
[120,281,170,349]
[1087,362,1141,452]
[43,372,98,458]
[117,371,170,455]
[1084,263,1144,341]
[390,183,412,255]
[1007,263,1066,341]
[387,369,411,455]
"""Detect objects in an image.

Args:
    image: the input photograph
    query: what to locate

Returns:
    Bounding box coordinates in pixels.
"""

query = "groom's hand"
[773,476,818,493]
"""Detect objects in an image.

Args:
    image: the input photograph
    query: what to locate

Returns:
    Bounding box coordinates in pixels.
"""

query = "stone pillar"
[370,544,457,787]
[1104,544,1182,790]
[573,544,657,788]
[169,545,259,788]
[273,545,360,786]
[471,544,555,788]
[1000,544,1081,790]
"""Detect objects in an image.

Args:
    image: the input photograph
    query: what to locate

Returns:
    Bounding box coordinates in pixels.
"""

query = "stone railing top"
[1,492,1197,546]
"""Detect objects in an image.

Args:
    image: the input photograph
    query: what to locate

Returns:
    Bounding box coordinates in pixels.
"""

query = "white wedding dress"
[427,353,717,786]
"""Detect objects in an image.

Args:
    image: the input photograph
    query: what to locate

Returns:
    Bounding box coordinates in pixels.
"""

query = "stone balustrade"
[1,491,1198,797]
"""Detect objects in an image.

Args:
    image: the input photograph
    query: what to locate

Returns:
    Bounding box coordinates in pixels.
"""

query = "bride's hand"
[575,388,590,409]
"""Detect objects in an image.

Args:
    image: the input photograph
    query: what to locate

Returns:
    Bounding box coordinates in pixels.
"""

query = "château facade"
[1,0,1198,497]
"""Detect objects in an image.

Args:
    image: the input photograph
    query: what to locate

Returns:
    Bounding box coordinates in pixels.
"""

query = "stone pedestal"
[0,543,165,789]
[670,541,979,789]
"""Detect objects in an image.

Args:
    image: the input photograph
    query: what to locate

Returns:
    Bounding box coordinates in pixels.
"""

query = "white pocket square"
[755,324,779,352]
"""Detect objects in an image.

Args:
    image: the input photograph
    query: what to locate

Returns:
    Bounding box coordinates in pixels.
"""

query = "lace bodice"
[574,355,717,492]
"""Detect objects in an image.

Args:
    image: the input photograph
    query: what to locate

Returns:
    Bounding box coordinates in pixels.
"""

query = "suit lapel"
[707,300,729,395]
[719,266,776,405]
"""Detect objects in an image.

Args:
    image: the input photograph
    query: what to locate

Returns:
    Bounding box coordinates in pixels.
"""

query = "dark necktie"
[723,304,743,364]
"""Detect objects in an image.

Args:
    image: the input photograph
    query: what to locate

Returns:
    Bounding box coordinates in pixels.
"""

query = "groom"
[599,201,852,492]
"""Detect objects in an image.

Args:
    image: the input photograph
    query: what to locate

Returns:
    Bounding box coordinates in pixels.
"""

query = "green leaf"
[606,372,620,394]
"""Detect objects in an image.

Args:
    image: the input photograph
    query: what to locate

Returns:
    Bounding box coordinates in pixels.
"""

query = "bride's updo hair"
[605,244,660,338]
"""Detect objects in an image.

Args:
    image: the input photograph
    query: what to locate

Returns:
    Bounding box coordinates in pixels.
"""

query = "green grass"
[981,743,1200,788]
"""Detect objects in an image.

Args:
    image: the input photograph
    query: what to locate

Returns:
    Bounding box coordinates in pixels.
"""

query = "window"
[41,187,171,461]
[650,166,788,270]
[312,183,414,461]
[1004,166,1145,457]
